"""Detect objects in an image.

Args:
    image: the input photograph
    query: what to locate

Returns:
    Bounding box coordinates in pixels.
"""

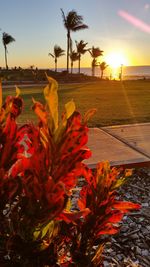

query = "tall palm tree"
[49,45,65,72]
[89,46,103,76]
[99,61,108,79]
[70,50,79,74]
[61,9,88,73]
[75,40,88,74]
[2,32,15,69]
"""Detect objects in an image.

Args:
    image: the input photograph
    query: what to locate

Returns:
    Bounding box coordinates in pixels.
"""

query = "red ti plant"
[0,77,140,267]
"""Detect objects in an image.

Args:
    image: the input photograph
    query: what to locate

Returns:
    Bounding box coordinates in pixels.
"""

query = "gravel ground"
[103,167,150,267]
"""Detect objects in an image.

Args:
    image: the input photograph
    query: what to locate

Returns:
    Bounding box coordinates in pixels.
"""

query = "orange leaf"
[83,108,97,123]
[98,227,118,235]
[107,212,123,223]
[32,99,48,124]
[113,201,141,211]
[58,208,91,223]
[78,199,86,210]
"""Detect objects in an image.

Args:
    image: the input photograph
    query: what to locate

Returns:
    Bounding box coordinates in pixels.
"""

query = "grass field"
[2,80,150,127]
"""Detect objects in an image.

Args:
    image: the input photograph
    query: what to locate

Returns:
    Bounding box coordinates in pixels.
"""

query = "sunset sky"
[0,0,150,69]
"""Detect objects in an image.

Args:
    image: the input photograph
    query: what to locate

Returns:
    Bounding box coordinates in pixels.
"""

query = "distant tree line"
[1,9,108,78]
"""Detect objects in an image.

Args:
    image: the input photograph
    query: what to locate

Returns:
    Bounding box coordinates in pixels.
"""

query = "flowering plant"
[0,76,140,267]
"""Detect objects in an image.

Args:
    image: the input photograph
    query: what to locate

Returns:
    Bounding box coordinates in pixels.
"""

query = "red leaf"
[106,211,123,223]
[58,208,90,223]
[9,158,31,177]
[113,201,141,211]
[98,227,118,235]
[78,199,86,210]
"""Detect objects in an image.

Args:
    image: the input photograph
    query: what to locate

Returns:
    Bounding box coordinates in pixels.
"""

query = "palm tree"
[75,40,88,74]
[99,61,108,79]
[89,46,103,76]
[61,9,88,73]
[2,32,15,69]
[70,50,79,74]
[49,45,65,72]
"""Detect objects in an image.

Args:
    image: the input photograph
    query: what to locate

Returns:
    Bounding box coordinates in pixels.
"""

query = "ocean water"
[57,66,150,79]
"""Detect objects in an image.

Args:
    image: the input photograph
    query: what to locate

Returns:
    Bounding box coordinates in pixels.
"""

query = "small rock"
[103,260,110,267]
[130,233,139,240]
[138,217,145,223]
[146,225,150,231]
[142,203,149,207]
[117,254,123,261]
[136,246,142,255]
[142,249,149,256]
[129,222,136,228]
[141,227,149,235]
[107,248,113,253]
[121,225,129,233]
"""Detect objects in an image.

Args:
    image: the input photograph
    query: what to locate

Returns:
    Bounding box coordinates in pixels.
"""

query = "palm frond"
[2,32,15,46]
[61,9,88,31]
[54,45,65,57]
[72,24,88,32]
[76,40,88,54]
[60,8,66,24]
[99,61,108,71]
[48,53,54,58]
[70,50,80,62]
[90,46,104,58]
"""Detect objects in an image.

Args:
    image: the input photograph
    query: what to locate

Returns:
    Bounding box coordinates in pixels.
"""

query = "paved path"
[84,123,150,168]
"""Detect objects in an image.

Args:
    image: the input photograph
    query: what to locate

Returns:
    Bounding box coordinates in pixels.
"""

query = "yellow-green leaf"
[15,86,21,97]
[40,128,49,148]
[44,75,58,131]
[41,220,54,239]
[84,108,97,123]
[65,100,76,119]
[65,197,72,212]
[92,244,104,265]
[33,229,41,240]
[54,120,67,143]
[32,98,48,125]
[33,220,55,240]
[54,100,75,143]
[112,177,126,190]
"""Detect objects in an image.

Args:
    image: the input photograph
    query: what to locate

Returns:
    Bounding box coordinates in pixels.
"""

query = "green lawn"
[2,80,150,127]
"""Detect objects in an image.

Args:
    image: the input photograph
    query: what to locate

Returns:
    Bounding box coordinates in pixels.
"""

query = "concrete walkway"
[84,123,150,168]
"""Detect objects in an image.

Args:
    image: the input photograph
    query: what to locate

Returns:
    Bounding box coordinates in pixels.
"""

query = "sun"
[105,51,129,69]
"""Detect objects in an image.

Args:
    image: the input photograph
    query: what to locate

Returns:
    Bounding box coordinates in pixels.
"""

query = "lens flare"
[118,10,150,34]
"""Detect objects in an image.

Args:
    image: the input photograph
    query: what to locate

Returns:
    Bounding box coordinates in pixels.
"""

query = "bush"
[0,76,140,267]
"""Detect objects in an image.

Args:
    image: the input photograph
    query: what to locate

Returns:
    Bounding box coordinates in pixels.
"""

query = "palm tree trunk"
[55,58,57,72]
[71,61,73,74]
[101,70,103,79]
[92,59,96,77]
[67,30,70,73]
[4,45,8,70]
[78,54,81,74]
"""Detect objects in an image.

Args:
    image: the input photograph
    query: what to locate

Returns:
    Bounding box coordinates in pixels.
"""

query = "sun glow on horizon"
[105,51,129,68]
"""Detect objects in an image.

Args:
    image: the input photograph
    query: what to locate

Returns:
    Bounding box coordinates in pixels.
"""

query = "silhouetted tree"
[75,40,88,74]
[29,65,34,70]
[49,45,65,72]
[2,32,15,69]
[70,50,79,73]
[61,9,88,73]
[99,61,108,79]
[89,46,103,76]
